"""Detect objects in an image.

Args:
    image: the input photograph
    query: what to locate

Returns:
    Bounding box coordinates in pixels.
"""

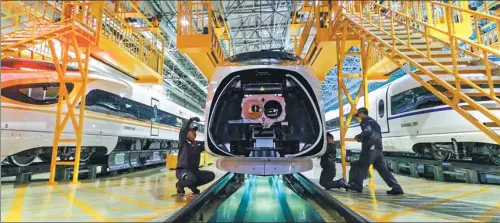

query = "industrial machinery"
[204,51,326,175]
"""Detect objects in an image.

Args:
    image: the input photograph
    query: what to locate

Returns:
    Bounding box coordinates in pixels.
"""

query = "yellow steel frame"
[336,24,375,187]
[48,38,91,184]
[1,1,100,184]
[337,0,500,145]
[1,0,164,184]
[176,1,227,81]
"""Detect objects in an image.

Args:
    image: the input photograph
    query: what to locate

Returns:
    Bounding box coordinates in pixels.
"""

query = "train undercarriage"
[409,142,500,165]
[2,137,181,167]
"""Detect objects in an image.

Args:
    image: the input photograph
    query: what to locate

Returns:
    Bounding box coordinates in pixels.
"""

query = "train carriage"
[1,59,205,167]
[326,74,500,165]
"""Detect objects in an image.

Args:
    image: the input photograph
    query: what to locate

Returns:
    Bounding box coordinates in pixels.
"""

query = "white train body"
[204,51,326,175]
[326,74,500,164]
[1,59,204,166]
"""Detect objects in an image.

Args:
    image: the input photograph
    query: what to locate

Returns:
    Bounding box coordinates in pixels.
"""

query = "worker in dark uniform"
[347,107,404,195]
[320,133,348,190]
[175,117,215,196]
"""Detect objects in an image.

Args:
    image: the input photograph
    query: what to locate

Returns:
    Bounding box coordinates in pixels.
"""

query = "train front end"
[204,51,326,175]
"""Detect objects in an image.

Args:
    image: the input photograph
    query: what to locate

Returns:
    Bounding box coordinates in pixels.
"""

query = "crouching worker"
[175,117,215,196]
[320,133,348,190]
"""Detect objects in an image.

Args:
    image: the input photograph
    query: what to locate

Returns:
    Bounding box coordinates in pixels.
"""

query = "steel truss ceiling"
[141,1,209,114]
[221,0,294,55]
[143,1,411,115]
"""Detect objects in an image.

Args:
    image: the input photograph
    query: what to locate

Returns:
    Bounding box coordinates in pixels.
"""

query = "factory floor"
[1,161,499,222]
[303,160,500,222]
[1,164,225,222]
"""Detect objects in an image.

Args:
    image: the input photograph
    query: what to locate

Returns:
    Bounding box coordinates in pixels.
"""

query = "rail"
[165,172,234,223]
[291,173,369,223]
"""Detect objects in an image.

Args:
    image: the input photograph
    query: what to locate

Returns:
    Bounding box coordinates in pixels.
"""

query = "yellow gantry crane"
[1,1,164,184]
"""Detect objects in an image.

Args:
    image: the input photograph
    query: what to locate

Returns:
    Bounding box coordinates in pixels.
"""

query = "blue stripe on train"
[327,106,453,132]
[387,106,453,120]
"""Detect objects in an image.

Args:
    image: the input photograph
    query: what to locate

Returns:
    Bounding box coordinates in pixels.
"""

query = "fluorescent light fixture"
[181,19,189,26]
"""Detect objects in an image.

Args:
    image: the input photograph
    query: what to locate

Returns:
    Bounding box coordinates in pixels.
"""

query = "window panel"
[2,83,74,105]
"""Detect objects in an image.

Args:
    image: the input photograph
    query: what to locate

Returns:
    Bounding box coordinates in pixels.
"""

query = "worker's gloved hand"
[191,117,201,122]
[354,135,362,142]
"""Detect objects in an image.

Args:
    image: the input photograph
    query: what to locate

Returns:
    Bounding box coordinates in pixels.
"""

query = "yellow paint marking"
[52,184,109,221]
[347,183,465,207]
[410,212,480,222]
[23,212,77,221]
[378,186,493,222]
[135,202,189,222]
[78,184,161,211]
[3,185,27,222]
[347,205,383,222]
[22,197,115,211]
[474,202,500,222]
[23,206,140,221]
[106,201,189,222]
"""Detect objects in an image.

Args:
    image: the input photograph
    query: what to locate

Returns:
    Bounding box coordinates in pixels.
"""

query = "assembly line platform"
[1,161,499,222]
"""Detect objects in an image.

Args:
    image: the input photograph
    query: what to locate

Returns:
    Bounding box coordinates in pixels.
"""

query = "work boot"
[339,178,349,189]
[387,186,404,195]
[176,182,185,195]
[347,183,363,193]
[190,187,201,195]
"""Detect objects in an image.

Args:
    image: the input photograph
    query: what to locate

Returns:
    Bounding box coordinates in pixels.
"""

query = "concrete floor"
[302,160,500,222]
[1,160,499,222]
[1,164,225,222]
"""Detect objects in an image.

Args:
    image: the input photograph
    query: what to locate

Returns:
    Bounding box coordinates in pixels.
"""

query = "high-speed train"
[1,58,205,167]
[326,73,500,165]
[204,51,326,175]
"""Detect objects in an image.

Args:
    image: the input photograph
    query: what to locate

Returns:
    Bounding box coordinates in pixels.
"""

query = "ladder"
[336,1,500,144]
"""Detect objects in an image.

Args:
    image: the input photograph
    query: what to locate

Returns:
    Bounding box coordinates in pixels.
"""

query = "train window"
[119,99,139,119]
[85,89,120,116]
[378,100,385,118]
[391,86,448,115]
[2,83,74,105]
[198,124,205,133]
[175,118,184,128]
[158,110,176,126]
[391,90,415,115]
[137,103,152,121]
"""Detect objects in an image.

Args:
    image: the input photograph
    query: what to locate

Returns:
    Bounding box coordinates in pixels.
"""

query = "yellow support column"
[337,22,376,188]
[47,2,97,185]
[336,26,348,180]
[361,39,376,189]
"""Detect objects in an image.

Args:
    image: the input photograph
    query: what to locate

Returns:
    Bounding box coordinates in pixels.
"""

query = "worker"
[347,107,404,195]
[320,133,348,190]
[175,117,215,196]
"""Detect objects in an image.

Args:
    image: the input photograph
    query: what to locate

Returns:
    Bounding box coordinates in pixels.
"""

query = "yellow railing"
[340,0,500,143]
[367,44,385,69]
[99,3,164,75]
[176,1,226,78]
[481,27,500,50]
[1,1,164,75]
[1,1,63,36]
[1,1,101,60]
[295,3,316,57]
[178,2,210,37]
[464,26,500,56]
